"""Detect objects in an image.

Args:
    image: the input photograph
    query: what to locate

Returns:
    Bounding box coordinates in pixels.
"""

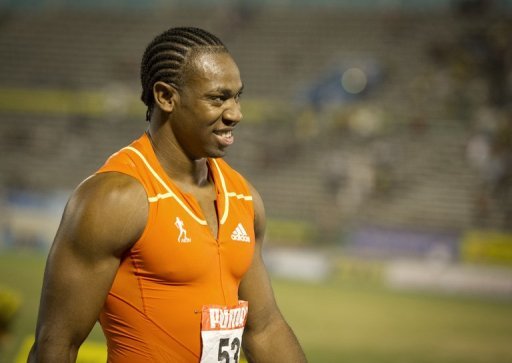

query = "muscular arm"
[240,184,307,363]
[28,172,148,363]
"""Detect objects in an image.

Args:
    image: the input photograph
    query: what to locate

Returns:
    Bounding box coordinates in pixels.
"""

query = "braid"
[140,27,227,121]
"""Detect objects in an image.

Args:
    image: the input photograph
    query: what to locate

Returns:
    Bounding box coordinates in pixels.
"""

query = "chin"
[210,150,226,158]
[212,143,231,157]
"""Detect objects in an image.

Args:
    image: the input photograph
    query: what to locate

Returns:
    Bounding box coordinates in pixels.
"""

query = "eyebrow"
[210,83,244,96]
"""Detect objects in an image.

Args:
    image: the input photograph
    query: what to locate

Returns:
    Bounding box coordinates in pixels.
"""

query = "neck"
[147,119,210,187]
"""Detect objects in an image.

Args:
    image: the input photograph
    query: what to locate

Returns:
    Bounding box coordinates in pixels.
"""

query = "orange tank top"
[96,133,255,362]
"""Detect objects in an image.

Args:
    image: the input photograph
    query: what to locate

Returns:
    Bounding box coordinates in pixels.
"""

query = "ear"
[152,81,179,113]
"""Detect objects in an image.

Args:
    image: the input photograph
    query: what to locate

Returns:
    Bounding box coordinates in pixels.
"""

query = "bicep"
[37,231,120,346]
[239,252,281,329]
[239,183,281,330]
[34,173,147,349]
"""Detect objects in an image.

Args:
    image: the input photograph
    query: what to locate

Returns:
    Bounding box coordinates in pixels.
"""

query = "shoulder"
[98,147,140,176]
[97,134,150,177]
[60,172,148,256]
[72,171,146,202]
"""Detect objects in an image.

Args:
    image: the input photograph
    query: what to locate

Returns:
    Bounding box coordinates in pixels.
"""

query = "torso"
[95,133,256,362]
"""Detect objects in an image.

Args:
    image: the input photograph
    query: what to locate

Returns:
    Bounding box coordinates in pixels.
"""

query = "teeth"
[217,130,232,137]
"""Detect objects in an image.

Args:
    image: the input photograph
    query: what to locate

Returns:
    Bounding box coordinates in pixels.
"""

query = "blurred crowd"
[0,1,511,252]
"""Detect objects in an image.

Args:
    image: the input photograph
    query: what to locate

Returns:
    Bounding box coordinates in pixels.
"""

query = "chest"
[194,186,219,239]
[174,181,220,238]
[131,190,255,284]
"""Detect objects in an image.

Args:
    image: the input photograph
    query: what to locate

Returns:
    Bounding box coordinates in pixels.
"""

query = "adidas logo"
[231,223,251,242]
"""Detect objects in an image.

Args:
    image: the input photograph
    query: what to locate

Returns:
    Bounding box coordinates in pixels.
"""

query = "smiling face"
[170,50,244,160]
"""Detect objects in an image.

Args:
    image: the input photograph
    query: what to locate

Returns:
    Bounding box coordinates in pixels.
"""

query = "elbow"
[28,334,80,363]
[27,343,37,363]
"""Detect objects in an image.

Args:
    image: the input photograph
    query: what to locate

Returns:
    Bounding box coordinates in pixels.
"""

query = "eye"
[209,95,225,104]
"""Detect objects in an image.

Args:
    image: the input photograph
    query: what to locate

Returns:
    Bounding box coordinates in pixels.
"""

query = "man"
[28,27,307,362]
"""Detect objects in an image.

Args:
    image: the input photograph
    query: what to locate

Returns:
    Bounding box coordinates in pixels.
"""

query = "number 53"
[217,337,241,363]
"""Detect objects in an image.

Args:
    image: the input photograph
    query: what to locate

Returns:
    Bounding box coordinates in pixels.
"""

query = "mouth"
[213,128,234,146]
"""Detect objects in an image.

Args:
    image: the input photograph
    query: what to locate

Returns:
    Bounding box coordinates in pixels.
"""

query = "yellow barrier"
[16,335,248,362]
[461,230,512,266]
[0,87,279,124]
[16,336,107,363]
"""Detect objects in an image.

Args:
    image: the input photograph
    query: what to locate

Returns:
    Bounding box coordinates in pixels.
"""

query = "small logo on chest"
[174,217,192,243]
[231,223,251,242]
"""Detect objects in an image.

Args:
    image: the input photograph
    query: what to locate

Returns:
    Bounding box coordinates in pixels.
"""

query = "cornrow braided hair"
[140,27,227,121]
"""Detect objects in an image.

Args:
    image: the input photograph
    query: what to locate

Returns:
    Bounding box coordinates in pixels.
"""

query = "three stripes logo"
[231,223,251,242]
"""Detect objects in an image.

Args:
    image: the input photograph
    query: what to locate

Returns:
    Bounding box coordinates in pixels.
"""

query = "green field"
[1,250,511,363]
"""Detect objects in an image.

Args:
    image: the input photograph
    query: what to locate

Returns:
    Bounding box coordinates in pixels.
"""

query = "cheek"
[174,106,221,142]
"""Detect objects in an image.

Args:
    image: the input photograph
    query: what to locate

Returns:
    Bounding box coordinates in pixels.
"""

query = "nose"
[222,99,242,125]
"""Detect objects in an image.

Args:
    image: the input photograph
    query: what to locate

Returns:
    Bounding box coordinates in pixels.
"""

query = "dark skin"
[28,51,307,363]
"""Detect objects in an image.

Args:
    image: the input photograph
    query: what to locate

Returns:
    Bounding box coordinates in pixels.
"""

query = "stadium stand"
[0,3,511,245]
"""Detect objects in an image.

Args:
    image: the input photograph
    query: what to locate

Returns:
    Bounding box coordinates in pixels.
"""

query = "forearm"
[243,319,307,363]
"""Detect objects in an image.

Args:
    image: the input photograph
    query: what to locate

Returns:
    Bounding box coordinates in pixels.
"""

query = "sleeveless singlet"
[96,133,255,362]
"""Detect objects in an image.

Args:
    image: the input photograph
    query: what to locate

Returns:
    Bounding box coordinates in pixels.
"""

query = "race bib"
[200,300,248,363]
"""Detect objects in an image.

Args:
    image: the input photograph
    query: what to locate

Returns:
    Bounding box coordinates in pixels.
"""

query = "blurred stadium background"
[1,0,512,362]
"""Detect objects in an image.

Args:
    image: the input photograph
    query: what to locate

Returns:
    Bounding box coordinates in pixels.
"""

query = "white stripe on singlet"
[123,146,207,225]
[124,147,253,226]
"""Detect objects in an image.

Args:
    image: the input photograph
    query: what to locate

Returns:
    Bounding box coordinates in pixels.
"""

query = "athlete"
[28,27,307,362]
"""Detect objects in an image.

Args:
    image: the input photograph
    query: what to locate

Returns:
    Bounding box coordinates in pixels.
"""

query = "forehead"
[183,51,242,92]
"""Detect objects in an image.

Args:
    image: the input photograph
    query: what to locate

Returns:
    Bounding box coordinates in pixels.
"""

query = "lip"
[213,128,234,147]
